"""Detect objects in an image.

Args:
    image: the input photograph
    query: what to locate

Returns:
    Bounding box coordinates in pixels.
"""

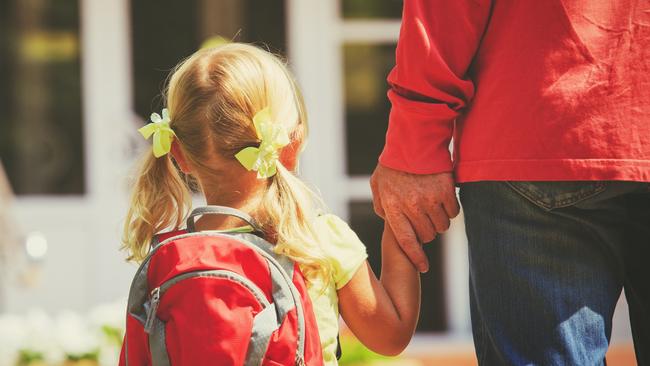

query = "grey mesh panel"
[244,303,280,366]
[149,318,171,366]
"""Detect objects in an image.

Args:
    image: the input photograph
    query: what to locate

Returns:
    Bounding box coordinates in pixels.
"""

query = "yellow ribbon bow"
[235,107,290,178]
[138,108,176,158]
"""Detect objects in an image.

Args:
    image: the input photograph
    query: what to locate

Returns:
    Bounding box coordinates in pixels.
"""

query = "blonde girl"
[123,43,420,364]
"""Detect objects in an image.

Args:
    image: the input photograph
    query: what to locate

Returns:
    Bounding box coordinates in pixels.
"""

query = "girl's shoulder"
[312,214,368,290]
[312,214,363,249]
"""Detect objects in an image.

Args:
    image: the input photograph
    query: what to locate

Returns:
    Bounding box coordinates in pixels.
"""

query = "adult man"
[371,1,650,365]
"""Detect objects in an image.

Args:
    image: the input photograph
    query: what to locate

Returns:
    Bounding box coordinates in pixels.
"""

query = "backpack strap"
[186,206,263,233]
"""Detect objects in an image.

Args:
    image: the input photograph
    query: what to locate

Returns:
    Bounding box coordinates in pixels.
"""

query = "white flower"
[0,314,26,366]
[98,343,120,366]
[24,309,64,364]
[55,311,100,357]
[88,298,126,333]
[88,298,127,365]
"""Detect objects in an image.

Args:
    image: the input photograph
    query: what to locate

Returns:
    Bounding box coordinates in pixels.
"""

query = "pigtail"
[260,163,332,285]
[122,152,191,262]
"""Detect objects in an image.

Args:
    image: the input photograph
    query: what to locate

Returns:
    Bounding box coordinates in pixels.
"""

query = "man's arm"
[372,0,492,272]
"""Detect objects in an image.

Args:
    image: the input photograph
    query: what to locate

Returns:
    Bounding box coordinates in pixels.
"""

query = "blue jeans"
[459,181,650,366]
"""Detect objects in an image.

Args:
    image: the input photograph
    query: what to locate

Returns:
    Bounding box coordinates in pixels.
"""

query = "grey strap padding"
[149,317,171,366]
[233,236,307,361]
[127,259,152,325]
[245,303,280,366]
[186,206,263,233]
[269,264,296,326]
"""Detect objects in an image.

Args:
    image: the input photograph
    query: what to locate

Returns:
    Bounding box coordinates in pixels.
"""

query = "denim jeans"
[459,181,650,366]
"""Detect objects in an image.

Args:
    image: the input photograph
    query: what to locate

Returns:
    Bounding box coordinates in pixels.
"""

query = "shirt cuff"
[379,89,455,174]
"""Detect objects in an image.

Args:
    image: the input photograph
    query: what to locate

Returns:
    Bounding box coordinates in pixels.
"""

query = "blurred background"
[0,0,636,365]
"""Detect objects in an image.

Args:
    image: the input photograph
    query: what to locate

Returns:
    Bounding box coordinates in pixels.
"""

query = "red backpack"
[120,206,323,366]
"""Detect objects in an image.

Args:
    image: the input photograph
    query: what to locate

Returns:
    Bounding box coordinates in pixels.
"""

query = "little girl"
[123,43,420,364]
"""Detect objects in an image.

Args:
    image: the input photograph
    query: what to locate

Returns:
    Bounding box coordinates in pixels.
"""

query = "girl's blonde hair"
[122,43,331,282]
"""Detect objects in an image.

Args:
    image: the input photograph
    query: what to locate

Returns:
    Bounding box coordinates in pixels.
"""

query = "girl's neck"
[194,185,266,232]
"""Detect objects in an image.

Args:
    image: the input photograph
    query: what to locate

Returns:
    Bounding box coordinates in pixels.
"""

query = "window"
[342,0,403,19]
[344,43,395,176]
[340,3,447,332]
[131,0,286,120]
[0,0,84,195]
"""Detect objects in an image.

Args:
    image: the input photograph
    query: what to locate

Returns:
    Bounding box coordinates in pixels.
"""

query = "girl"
[123,43,420,364]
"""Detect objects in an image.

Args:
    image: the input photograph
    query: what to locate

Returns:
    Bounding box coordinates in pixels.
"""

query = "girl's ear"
[170,140,192,174]
[280,138,301,171]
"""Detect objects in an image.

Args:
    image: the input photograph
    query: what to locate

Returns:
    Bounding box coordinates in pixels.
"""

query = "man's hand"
[370,163,460,273]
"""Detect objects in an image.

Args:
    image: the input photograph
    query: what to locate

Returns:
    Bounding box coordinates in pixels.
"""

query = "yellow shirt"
[302,214,368,366]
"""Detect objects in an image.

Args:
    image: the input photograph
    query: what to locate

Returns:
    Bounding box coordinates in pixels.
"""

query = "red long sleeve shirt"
[380,0,650,182]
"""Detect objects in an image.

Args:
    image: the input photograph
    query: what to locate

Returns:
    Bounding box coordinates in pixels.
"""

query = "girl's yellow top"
[305,214,368,365]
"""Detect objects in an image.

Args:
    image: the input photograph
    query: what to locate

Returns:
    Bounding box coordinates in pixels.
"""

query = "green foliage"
[18,350,44,365]
[338,334,391,365]
[101,325,124,346]
[66,350,99,362]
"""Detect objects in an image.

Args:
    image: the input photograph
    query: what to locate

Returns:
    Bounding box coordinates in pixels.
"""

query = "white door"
[287,0,471,336]
[3,0,134,313]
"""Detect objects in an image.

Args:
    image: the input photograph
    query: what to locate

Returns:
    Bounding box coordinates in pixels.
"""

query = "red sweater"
[380,0,650,182]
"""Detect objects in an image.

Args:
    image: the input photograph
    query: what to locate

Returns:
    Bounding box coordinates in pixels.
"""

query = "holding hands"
[370,163,460,272]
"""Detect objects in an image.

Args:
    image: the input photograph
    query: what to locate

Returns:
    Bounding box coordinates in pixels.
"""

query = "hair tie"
[235,107,290,178]
[138,108,176,158]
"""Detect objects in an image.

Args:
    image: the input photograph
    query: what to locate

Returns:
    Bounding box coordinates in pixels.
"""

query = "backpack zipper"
[143,287,160,333]
[296,355,306,366]
[143,269,270,334]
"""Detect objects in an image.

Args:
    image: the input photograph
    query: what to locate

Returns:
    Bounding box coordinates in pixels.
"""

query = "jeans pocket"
[505,181,607,211]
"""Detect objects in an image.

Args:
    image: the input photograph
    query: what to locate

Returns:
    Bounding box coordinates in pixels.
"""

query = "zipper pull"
[295,355,305,366]
[144,287,160,334]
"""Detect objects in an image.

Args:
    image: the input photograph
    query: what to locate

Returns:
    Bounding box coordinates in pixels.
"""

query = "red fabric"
[121,315,152,365]
[147,237,274,303]
[380,0,650,182]
[163,279,258,365]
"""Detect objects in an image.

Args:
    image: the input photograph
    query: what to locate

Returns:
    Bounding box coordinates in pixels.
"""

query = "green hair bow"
[235,107,290,179]
[138,108,176,158]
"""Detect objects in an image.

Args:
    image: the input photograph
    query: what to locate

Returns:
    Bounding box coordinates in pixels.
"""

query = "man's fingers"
[372,194,386,219]
[442,190,461,218]
[404,207,437,243]
[370,175,386,218]
[385,211,429,273]
[427,204,451,233]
